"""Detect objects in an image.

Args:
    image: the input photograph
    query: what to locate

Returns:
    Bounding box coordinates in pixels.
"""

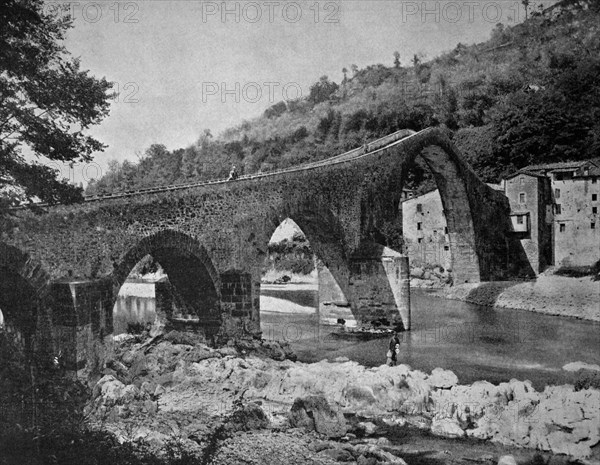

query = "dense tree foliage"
[87,0,600,196]
[1,0,113,211]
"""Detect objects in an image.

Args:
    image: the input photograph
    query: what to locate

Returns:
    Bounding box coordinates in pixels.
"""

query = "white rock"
[358,421,377,436]
[427,367,459,389]
[563,362,600,372]
[431,418,465,438]
[497,455,517,465]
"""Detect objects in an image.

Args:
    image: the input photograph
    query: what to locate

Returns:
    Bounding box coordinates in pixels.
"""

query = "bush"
[0,428,201,465]
[574,370,600,391]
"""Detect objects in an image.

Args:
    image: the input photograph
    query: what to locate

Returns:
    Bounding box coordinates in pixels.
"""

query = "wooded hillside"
[86,0,600,196]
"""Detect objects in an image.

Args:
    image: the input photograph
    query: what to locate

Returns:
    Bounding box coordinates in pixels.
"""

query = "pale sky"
[47,0,550,183]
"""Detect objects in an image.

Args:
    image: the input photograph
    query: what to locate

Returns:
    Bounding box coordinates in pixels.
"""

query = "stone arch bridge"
[0,127,529,377]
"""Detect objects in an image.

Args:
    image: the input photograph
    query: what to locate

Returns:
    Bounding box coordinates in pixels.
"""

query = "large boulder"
[431,417,465,438]
[289,395,348,438]
[227,403,269,432]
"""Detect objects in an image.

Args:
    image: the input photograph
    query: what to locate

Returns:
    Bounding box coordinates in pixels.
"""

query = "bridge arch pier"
[348,242,411,330]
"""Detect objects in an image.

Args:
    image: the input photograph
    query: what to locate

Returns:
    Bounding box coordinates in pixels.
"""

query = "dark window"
[593,207,598,214]
[593,194,598,201]
[555,173,563,181]
[417,222,422,231]
[417,238,423,244]
[559,223,566,233]
[416,203,422,213]
[593,178,597,184]
[519,193,526,203]
[444,246,449,251]
[555,188,560,199]
[444,227,448,234]
[592,223,596,230]
[555,204,562,214]
[517,215,524,225]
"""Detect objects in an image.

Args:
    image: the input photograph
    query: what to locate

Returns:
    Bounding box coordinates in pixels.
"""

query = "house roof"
[504,170,547,180]
[486,183,504,190]
[524,161,589,171]
[507,159,600,178]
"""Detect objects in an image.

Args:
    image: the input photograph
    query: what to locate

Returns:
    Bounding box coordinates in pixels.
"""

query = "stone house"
[402,159,600,273]
[522,160,600,268]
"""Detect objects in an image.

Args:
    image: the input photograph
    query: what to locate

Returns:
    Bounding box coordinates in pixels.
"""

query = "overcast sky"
[49,0,551,183]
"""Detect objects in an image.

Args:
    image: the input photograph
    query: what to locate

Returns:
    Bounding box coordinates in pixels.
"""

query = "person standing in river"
[387,331,401,366]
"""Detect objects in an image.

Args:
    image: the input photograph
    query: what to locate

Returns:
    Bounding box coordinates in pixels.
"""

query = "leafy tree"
[412,54,420,68]
[264,101,287,119]
[490,90,594,177]
[308,76,339,104]
[0,0,113,211]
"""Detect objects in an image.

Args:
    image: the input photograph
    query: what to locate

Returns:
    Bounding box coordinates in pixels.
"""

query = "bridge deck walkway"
[83,129,418,203]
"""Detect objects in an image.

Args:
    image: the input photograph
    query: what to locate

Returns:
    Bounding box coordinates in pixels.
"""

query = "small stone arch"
[112,230,222,333]
[112,230,221,297]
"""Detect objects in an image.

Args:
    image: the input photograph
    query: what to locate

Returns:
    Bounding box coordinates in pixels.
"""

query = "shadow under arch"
[0,243,53,351]
[0,242,52,301]
[112,230,222,333]
[0,244,56,423]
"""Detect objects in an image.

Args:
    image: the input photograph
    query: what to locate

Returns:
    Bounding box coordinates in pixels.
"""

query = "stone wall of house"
[504,174,553,274]
[552,176,600,267]
[402,190,451,271]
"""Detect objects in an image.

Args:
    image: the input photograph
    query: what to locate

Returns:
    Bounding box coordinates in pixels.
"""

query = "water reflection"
[113,281,157,335]
[261,287,600,389]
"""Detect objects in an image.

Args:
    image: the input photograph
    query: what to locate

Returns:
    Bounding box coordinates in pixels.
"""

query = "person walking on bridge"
[227,164,239,181]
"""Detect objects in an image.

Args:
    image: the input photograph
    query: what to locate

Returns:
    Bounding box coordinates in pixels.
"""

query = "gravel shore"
[439,275,600,321]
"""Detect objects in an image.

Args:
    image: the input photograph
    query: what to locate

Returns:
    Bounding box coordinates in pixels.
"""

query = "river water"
[113,282,600,390]
[261,285,600,390]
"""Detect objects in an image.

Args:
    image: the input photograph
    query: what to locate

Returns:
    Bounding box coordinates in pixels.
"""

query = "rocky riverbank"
[84,331,600,464]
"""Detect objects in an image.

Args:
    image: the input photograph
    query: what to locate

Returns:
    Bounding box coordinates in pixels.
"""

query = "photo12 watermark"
[399,1,539,24]
[43,1,140,24]
[111,81,141,104]
[201,81,303,104]
[199,1,341,24]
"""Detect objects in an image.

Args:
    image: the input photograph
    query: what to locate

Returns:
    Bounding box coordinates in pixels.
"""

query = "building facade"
[401,189,451,270]
[525,160,600,267]
[402,159,600,274]
[503,172,552,273]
